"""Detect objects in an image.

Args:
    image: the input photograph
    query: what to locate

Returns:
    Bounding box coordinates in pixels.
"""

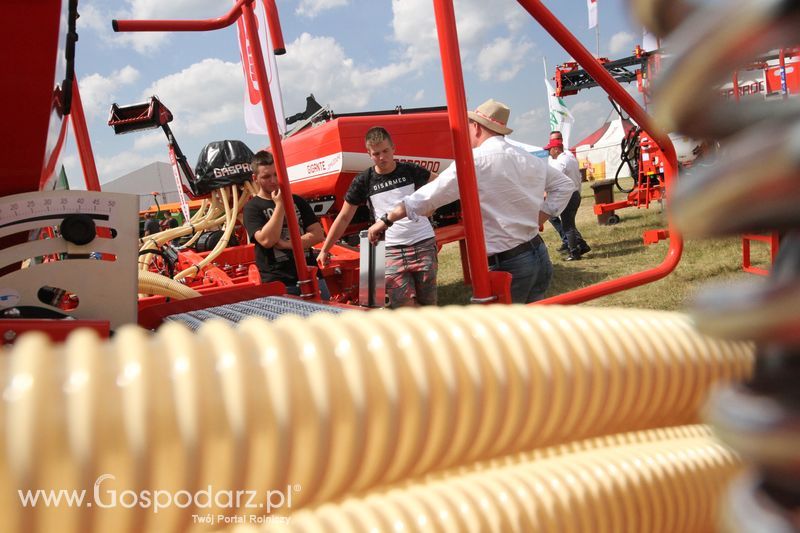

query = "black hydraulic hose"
[138,248,175,278]
[615,127,641,193]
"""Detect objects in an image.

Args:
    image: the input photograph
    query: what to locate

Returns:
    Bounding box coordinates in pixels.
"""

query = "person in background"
[160,211,180,231]
[544,138,590,261]
[547,130,589,255]
[368,99,574,303]
[243,150,329,299]
[317,127,439,308]
[143,212,160,236]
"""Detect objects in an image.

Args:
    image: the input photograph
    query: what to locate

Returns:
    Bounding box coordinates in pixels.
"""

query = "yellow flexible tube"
[243,436,740,533]
[138,270,201,300]
[174,185,247,281]
[138,190,229,271]
[0,305,753,533]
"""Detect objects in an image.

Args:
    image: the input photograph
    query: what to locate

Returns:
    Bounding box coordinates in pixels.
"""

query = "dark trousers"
[560,190,583,254]
[549,214,584,247]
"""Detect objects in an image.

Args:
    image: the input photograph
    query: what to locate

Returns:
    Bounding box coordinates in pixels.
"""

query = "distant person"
[547,130,589,255]
[160,211,180,231]
[243,150,329,299]
[318,127,439,308]
[368,99,574,303]
[143,212,160,236]
[544,138,590,261]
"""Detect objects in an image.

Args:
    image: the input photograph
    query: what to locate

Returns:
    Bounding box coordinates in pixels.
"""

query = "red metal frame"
[1,319,110,345]
[432,0,510,303]
[113,0,319,300]
[118,0,683,306]
[112,0,249,33]
[742,232,780,276]
[68,77,102,192]
[515,0,683,305]
[240,2,317,299]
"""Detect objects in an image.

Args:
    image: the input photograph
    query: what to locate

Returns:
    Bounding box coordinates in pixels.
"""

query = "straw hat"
[468,99,513,135]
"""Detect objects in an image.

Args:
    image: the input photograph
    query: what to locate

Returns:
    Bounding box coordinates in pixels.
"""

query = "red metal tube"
[112,0,249,32]
[263,0,286,55]
[432,0,494,302]
[516,0,683,306]
[39,117,69,192]
[732,71,741,103]
[516,0,672,155]
[69,77,102,192]
[241,2,316,299]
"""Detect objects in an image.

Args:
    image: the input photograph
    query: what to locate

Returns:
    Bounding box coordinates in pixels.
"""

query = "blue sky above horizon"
[65,0,648,188]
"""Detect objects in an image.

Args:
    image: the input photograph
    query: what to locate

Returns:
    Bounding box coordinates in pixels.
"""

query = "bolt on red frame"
[113,0,320,300]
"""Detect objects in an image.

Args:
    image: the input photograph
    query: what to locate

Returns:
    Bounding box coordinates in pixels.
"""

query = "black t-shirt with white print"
[242,194,319,284]
[345,162,435,246]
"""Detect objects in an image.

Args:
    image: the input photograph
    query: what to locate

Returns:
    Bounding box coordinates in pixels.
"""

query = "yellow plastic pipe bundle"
[0,306,754,532]
[231,432,740,533]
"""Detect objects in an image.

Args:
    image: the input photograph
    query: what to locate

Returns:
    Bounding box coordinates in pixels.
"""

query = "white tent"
[504,137,547,158]
[573,118,636,181]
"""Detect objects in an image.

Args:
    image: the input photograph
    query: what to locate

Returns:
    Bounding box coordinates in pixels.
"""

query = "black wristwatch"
[380,214,393,227]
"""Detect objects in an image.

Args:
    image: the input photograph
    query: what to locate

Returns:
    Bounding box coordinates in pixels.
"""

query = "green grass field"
[436,182,773,311]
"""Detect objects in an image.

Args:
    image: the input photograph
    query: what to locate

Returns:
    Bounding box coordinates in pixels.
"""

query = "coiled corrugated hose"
[635,0,800,530]
[1,306,753,532]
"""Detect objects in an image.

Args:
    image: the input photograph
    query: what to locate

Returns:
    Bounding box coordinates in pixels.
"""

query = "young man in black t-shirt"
[317,127,438,308]
[243,150,329,297]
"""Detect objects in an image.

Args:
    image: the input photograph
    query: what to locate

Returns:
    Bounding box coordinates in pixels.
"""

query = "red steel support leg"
[516,0,683,305]
[69,77,102,192]
[263,0,285,54]
[458,238,472,286]
[432,0,501,303]
[742,232,781,276]
[241,2,317,299]
[114,1,317,299]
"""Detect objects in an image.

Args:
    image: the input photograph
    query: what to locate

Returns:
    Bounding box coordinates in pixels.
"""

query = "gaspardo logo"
[17,473,300,523]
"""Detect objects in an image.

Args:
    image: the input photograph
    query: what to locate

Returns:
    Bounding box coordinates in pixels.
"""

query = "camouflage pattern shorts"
[385,237,438,308]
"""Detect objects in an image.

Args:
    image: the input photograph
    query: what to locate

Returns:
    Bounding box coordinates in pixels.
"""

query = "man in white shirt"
[547,130,590,255]
[367,99,574,303]
[544,138,591,261]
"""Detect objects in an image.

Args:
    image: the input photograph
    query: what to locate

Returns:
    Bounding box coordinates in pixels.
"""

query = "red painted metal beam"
[240,2,316,299]
[112,0,317,299]
[516,0,683,306]
[112,0,250,32]
[69,77,102,192]
[432,0,495,302]
[263,0,286,54]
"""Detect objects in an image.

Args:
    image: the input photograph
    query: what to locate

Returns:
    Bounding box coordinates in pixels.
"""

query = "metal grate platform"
[164,296,345,330]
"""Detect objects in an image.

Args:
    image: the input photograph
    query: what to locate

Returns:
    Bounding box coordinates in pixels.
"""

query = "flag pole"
[595,24,600,57]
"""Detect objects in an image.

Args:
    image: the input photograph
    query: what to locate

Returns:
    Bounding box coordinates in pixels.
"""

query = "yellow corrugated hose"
[0,305,753,532]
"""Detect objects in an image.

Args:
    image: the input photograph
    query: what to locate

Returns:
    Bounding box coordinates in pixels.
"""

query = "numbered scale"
[0,189,139,329]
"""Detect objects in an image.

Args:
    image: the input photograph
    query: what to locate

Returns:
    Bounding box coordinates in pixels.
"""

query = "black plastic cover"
[192,140,255,195]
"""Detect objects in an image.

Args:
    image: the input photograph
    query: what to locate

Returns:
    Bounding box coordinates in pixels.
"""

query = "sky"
[64,0,649,188]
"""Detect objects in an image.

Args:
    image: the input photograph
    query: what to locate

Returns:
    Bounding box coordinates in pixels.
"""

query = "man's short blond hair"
[365,127,393,148]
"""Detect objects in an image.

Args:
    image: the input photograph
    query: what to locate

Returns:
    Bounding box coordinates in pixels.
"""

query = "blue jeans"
[561,190,582,254]
[550,209,586,248]
[549,216,567,246]
[489,242,553,303]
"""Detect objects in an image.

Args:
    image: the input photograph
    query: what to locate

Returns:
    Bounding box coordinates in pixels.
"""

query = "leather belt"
[487,234,543,266]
